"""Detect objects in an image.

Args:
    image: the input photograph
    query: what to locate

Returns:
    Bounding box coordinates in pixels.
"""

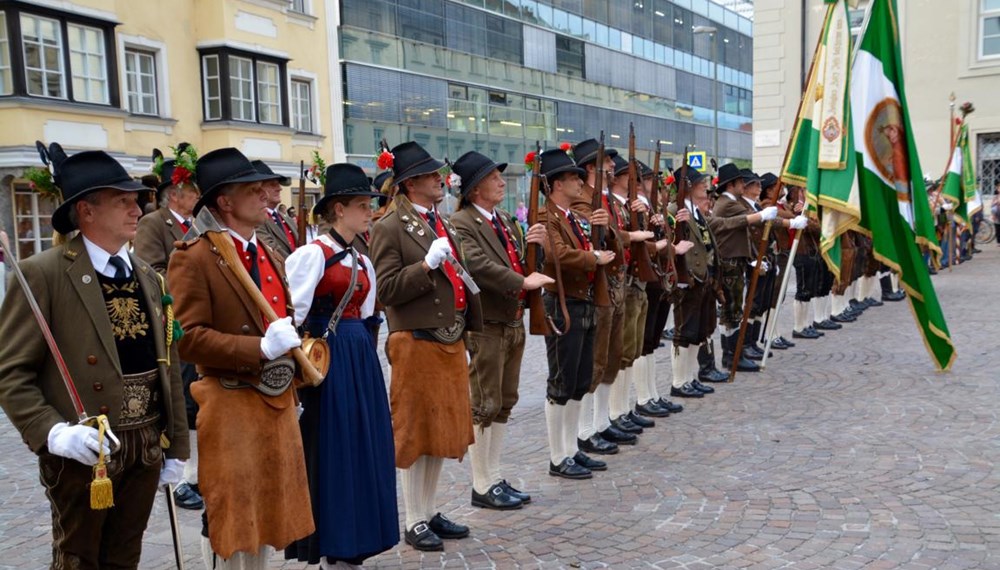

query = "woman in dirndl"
[284,163,398,568]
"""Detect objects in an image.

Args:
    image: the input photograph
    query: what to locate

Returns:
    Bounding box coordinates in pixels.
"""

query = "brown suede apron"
[387,332,475,469]
[192,378,314,559]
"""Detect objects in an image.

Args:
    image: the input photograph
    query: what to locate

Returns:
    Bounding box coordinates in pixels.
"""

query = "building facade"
[0,0,337,262]
[337,0,755,211]
[753,0,1000,195]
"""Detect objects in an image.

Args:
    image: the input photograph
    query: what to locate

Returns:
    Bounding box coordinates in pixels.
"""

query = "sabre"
[162,484,185,569]
[761,230,802,370]
[0,231,120,449]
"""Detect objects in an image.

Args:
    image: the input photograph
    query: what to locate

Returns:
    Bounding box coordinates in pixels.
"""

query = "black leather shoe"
[471,483,523,510]
[882,290,905,302]
[771,337,791,349]
[849,299,867,312]
[600,425,637,445]
[549,458,592,479]
[405,522,443,551]
[635,401,671,418]
[928,267,938,275]
[428,513,470,539]
[725,354,761,372]
[691,379,715,394]
[499,480,531,503]
[864,298,883,307]
[573,451,607,472]
[743,345,765,360]
[670,383,705,398]
[662,327,675,340]
[807,326,825,336]
[831,311,856,323]
[627,410,655,428]
[579,434,620,454]
[814,319,842,330]
[779,336,796,347]
[612,415,643,434]
[792,329,820,339]
[173,482,205,510]
[657,398,683,413]
[699,366,729,382]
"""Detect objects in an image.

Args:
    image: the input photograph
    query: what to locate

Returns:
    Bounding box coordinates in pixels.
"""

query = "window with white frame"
[0,12,12,95]
[13,184,57,260]
[230,56,255,121]
[68,24,108,104]
[198,47,288,125]
[290,0,309,14]
[202,54,222,120]
[257,61,282,124]
[124,48,157,115]
[21,13,65,98]
[984,0,1000,58]
[290,78,313,132]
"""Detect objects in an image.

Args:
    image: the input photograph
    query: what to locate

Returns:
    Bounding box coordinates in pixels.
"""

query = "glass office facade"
[340,0,753,210]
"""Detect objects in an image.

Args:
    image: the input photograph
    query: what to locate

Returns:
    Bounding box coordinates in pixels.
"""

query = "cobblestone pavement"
[2,250,999,569]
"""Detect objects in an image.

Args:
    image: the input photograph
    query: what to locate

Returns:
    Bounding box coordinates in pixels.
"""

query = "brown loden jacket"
[256,209,299,260]
[134,207,186,277]
[710,192,754,259]
[450,205,526,322]
[0,235,189,457]
[370,194,483,333]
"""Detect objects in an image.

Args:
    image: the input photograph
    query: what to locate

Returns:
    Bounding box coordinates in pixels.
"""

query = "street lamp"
[693,25,719,166]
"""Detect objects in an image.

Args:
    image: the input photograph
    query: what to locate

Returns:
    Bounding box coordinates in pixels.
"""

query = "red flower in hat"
[524,151,537,168]
[954,117,963,126]
[560,142,572,152]
[171,166,192,186]
[377,150,394,170]
[713,176,720,185]
[665,174,676,185]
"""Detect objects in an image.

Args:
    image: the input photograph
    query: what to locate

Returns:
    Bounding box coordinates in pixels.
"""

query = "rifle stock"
[650,143,677,287]
[673,148,692,286]
[627,124,657,283]
[526,142,548,335]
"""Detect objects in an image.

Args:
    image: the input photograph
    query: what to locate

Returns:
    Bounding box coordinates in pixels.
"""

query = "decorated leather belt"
[413,313,466,345]
[215,355,295,397]
[119,369,162,430]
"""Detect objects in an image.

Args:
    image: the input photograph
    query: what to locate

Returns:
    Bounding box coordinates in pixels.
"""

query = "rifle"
[527,142,569,336]
[729,220,773,383]
[296,160,307,247]
[650,142,677,287]
[673,147,692,286]
[627,124,657,283]
[586,132,611,307]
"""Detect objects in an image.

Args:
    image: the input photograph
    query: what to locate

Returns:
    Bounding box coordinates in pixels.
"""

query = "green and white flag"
[781,0,859,281]
[940,122,980,225]
[851,0,955,370]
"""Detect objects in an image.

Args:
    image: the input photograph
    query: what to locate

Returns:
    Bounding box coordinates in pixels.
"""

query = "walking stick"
[761,230,801,370]
[163,485,185,569]
[758,255,778,344]
[729,222,772,383]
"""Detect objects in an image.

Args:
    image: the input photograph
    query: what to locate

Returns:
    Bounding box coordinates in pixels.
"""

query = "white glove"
[159,458,185,487]
[424,237,451,270]
[260,316,301,360]
[47,422,110,466]
[942,202,953,211]
[789,215,809,230]
[750,259,770,272]
[759,206,779,221]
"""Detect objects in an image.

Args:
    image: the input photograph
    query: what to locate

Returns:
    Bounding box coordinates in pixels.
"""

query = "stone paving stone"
[3,253,1000,568]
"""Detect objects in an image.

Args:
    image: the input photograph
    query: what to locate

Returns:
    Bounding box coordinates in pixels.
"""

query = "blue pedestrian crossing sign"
[687,152,707,172]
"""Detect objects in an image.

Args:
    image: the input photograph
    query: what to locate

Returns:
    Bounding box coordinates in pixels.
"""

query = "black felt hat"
[760,172,779,190]
[686,168,708,186]
[451,151,508,197]
[391,141,446,186]
[611,154,630,177]
[36,141,147,235]
[372,171,392,206]
[716,163,743,189]
[251,160,291,186]
[637,160,655,179]
[571,138,619,168]
[313,163,383,217]
[194,148,282,215]
[538,148,585,186]
[740,168,760,186]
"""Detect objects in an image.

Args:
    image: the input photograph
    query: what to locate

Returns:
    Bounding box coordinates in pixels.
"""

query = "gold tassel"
[89,415,114,510]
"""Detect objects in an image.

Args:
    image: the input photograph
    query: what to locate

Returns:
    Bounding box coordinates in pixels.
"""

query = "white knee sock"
[545,401,565,465]
[562,399,582,459]
[686,346,700,383]
[793,300,807,331]
[399,459,426,531]
[200,536,215,570]
[468,425,492,494]
[578,391,597,440]
[890,272,900,292]
[608,369,630,419]
[629,357,643,409]
[422,456,444,521]
[488,422,506,485]
[647,355,661,401]
[635,355,653,405]
[831,293,847,316]
[593,383,613,432]
[241,547,274,570]
[671,346,687,389]
[183,430,198,485]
